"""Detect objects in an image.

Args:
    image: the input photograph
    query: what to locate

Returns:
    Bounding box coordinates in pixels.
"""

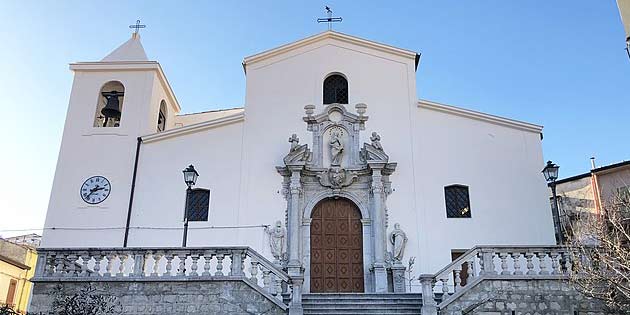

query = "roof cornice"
[69,61,181,113]
[418,99,543,134]
[242,31,418,70]
[141,111,244,144]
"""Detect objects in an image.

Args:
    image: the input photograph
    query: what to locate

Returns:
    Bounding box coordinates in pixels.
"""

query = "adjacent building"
[0,236,39,312]
[553,159,630,241]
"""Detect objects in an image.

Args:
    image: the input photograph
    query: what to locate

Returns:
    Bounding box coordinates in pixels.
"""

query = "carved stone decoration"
[277,102,398,293]
[370,132,383,151]
[288,134,300,151]
[329,129,344,166]
[317,167,358,188]
[389,223,407,265]
[265,220,287,265]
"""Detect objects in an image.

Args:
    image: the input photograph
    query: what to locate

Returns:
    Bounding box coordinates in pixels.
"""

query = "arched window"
[157,100,167,132]
[94,81,125,127]
[323,74,348,104]
[444,185,471,218]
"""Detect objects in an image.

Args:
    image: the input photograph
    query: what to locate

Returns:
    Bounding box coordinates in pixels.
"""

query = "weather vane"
[317,6,342,30]
[129,19,146,35]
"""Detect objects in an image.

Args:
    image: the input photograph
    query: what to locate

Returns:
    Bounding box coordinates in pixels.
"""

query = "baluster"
[525,252,535,275]
[45,254,56,276]
[79,252,90,277]
[151,253,162,277]
[215,254,225,276]
[117,254,127,277]
[538,252,549,275]
[202,252,213,276]
[511,252,523,275]
[262,269,272,293]
[499,252,509,275]
[250,260,259,284]
[550,252,561,275]
[454,269,462,292]
[441,277,450,295]
[165,254,174,277]
[104,253,115,277]
[93,254,102,277]
[477,252,484,275]
[177,253,187,276]
[466,257,475,284]
[190,253,200,277]
[53,253,65,276]
[274,276,283,299]
[66,253,77,277]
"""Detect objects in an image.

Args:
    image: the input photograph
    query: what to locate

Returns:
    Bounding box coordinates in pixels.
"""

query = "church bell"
[101,90,124,119]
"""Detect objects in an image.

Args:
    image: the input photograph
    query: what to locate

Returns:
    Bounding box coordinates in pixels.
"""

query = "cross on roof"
[129,20,146,34]
[288,134,300,150]
[317,6,342,30]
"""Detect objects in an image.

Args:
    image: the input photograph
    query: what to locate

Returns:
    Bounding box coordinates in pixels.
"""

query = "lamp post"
[542,160,562,244]
[182,165,199,247]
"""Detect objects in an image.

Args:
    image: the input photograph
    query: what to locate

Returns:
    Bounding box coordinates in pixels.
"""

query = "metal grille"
[323,75,348,104]
[445,185,471,218]
[187,189,210,221]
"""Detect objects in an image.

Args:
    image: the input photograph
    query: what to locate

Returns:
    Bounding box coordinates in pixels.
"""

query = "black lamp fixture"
[183,165,199,188]
[542,161,559,182]
[542,160,562,244]
[182,164,199,247]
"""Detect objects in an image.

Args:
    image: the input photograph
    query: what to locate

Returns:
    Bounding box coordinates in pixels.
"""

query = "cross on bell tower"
[129,19,146,38]
[317,6,342,30]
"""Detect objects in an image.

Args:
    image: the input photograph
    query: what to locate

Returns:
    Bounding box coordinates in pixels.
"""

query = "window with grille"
[445,185,471,218]
[186,188,210,221]
[323,74,348,104]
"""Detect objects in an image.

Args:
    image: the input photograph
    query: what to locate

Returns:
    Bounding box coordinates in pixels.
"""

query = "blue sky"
[0,1,628,235]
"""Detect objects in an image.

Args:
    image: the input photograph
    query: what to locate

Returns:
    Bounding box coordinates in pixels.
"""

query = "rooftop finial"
[317,6,342,30]
[129,19,146,38]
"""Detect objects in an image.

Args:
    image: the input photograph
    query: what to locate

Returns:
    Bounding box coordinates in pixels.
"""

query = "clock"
[80,176,111,204]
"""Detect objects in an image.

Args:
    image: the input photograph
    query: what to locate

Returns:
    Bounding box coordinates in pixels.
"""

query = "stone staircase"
[301,293,423,315]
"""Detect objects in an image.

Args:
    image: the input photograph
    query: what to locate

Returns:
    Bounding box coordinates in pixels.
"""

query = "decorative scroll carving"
[317,166,358,188]
[283,143,311,165]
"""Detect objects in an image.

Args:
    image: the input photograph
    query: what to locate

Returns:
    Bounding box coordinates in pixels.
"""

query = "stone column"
[419,274,438,315]
[370,164,388,292]
[289,275,304,315]
[287,167,303,275]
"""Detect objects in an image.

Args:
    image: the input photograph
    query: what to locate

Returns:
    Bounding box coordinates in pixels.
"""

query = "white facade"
[42,31,555,290]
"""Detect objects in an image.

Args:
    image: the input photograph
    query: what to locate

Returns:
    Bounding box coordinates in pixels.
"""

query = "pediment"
[243,31,418,72]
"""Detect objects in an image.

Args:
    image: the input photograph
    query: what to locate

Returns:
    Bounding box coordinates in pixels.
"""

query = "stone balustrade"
[33,246,292,306]
[419,245,573,315]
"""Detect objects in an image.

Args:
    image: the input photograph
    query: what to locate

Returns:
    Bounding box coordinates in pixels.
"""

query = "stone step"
[301,293,422,315]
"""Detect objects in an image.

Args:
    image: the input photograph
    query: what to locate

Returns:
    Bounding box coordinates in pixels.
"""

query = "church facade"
[42,31,556,296]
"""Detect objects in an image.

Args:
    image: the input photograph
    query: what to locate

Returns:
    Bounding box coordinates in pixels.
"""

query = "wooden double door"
[310,198,364,292]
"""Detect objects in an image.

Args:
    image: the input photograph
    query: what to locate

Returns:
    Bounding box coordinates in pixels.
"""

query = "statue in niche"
[329,129,344,166]
[370,132,383,151]
[389,223,408,264]
[265,220,287,264]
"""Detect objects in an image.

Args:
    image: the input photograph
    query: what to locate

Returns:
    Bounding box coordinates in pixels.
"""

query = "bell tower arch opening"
[94,81,125,127]
[310,197,364,293]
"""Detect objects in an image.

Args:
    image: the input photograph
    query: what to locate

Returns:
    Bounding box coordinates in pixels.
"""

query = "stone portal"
[310,198,364,293]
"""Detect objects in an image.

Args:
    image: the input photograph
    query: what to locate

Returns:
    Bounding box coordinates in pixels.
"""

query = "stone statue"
[370,132,383,151]
[329,167,346,187]
[288,134,299,151]
[389,223,407,264]
[329,130,344,166]
[265,220,287,264]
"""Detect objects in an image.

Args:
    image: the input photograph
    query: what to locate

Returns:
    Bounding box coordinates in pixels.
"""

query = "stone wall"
[440,279,611,315]
[30,280,286,315]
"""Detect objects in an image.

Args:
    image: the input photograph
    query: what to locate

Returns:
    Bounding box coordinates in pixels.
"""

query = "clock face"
[80,176,111,204]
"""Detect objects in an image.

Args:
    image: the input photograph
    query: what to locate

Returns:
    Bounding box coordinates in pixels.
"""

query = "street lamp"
[182,165,199,247]
[542,160,562,244]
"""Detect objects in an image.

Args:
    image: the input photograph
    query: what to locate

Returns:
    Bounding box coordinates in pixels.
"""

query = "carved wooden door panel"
[311,198,364,292]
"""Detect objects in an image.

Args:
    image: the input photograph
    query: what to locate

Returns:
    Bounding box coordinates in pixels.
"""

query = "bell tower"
[42,31,180,247]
